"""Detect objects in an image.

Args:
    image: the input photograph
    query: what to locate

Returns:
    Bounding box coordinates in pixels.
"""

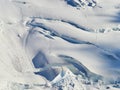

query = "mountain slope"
[0,0,120,90]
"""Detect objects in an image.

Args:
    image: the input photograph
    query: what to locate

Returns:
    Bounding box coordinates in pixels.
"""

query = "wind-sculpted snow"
[58,55,102,81]
[25,17,120,82]
[0,0,120,90]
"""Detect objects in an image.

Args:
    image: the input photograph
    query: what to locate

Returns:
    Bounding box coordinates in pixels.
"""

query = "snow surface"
[0,0,120,90]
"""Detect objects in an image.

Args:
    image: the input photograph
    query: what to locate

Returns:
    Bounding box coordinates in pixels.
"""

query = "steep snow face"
[25,17,120,81]
[0,0,120,90]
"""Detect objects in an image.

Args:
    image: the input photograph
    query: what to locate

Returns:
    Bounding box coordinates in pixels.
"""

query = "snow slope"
[0,0,120,90]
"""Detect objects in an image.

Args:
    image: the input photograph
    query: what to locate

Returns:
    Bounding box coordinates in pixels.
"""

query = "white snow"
[0,0,120,90]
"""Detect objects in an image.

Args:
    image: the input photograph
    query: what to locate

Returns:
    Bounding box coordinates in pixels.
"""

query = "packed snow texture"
[0,0,120,90]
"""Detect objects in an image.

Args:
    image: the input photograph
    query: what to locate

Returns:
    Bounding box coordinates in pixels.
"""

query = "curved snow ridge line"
[22,28,35,49]
[26,18,94,45]
[61,20,94,32]
[30,17,120,33]
[28,22,93,45]
[26,18,120,63]
[61,35,94,44]
[29,17,94,32]
[26,18,120,62]
[58,55,102,81]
